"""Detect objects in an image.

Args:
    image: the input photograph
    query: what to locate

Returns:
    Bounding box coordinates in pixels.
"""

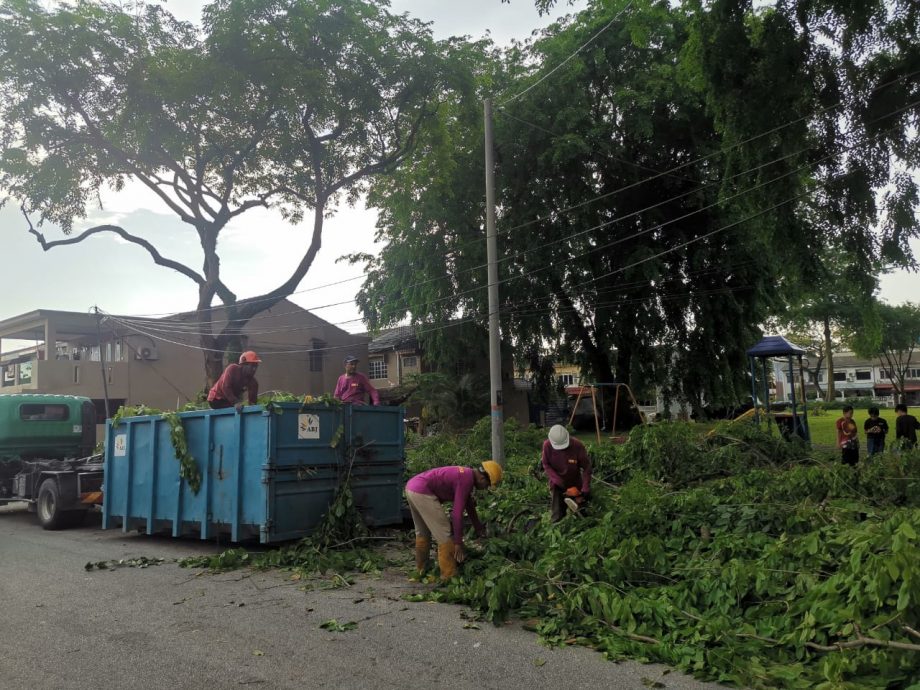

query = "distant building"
[772,351,919,406]
[365,325,529,424]
[0,300,369,431]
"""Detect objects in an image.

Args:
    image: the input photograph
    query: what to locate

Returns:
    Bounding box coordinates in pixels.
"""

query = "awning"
[874,383,920,392]
[747,335,808,357]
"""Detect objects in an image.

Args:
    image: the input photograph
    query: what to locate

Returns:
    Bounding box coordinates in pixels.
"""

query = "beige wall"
[368,350,421,390]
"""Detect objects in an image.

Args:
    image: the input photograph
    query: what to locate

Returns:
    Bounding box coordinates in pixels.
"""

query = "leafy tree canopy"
[355,0,919,410]
[0,0,453,383]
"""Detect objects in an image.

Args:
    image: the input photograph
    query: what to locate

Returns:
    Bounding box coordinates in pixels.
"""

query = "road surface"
[0,503,725,690]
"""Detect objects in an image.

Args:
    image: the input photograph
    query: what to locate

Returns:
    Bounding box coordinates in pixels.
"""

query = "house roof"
[0,299,357,345]
[368,326,418,353]
[747,335,808,358]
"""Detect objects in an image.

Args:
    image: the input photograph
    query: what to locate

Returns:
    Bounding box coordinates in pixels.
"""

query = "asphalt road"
[0,503,724,690]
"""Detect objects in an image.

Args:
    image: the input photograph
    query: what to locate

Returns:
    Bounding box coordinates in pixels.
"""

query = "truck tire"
[37,478,68,530]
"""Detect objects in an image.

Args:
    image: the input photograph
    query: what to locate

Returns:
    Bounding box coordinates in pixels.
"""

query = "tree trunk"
[824,315,835,402]
[615,347,632,386]
[807,354,824,398]
[204,349,225,390]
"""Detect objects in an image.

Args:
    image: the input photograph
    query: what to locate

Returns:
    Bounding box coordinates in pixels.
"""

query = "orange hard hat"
[239,351,262,365]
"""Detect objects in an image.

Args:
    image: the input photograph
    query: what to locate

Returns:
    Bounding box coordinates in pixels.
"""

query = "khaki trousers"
[406,491,452,545]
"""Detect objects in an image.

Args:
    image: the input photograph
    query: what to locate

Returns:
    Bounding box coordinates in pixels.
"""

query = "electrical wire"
[115,70,920,317]
[499,1,634,107]
[101,94,918,347]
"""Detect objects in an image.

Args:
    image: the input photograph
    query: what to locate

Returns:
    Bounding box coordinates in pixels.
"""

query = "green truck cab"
[0,394,103,528]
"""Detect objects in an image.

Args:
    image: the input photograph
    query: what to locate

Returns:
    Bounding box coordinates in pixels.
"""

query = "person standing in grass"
[836,405,859,465]
[895,403,920,450]
[864,406,889,456]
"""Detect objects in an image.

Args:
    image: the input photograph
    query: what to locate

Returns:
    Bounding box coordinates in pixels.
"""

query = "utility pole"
[484,98,504,466]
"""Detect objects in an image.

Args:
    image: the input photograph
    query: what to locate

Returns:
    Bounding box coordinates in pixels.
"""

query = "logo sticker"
[298,414,320,439]
[113,433,127,457]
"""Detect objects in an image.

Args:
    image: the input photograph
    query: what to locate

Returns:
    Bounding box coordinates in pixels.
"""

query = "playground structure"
[746,335,811,442]
[566,382,647,443]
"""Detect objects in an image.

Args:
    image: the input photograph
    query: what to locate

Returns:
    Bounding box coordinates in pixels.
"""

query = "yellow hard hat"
[480,460,503,487]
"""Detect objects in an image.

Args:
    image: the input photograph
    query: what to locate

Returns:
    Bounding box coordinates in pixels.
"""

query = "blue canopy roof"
[746,335,808,357]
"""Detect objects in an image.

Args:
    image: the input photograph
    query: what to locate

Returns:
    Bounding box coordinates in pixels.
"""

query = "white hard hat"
[548,424,570,450]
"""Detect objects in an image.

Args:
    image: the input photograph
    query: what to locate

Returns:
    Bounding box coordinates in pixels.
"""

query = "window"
[19,404,69,422]
[855,370,871,381]
[18,361,32,383]
[558,373,576,386]
[401,355,418,369]
[309,340,325,373]
[369,358,387,380]
[880,369,892,380]
[833,372,846,382]
[909,368,920,379]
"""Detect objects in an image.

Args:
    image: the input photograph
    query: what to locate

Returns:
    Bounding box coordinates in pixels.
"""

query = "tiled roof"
[368,326,418,353]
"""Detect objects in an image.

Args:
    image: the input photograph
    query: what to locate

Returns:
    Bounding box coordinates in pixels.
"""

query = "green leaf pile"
[408,419,920,688]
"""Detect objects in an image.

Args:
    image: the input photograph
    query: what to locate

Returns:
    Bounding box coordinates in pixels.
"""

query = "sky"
[2,0,918,353]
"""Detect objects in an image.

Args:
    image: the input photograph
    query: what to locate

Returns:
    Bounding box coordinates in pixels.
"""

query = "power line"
[499,1,634,107]
[110,69,920,325]
[103,97,916,345]
[98,180,813,357]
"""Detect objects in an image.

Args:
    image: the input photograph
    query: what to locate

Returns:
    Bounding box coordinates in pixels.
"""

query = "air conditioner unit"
[135,346,159,361]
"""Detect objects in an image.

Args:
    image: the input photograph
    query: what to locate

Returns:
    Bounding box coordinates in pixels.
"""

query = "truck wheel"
[37,478,67,530]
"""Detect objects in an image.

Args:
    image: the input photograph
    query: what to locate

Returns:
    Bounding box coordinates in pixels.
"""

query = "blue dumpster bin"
[102,403,404,543]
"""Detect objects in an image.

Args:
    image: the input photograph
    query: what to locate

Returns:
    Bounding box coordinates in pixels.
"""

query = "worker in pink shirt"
[405,461,503,580]
[333,355,380,405]
[541,424,592,522]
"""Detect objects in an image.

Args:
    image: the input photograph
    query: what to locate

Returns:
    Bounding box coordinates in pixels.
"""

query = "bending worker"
[333,354,380,405]
[207,351,261,410]
[542,424,592,521]
[405,461,502,580]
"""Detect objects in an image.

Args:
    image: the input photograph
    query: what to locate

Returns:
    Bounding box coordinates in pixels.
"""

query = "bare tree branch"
[22,206,206,287]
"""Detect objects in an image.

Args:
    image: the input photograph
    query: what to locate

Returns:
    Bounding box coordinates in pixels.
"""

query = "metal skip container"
[101,403,405,543]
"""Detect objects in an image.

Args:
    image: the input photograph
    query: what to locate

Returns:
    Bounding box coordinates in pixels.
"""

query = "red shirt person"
[333,355,380,405]
[208,351,261,410]
[835,405,859,466]
[541,424,592,522]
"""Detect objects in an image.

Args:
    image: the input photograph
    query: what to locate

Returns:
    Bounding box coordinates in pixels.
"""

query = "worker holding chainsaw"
[405,461,503,581]
[541,424,592,522]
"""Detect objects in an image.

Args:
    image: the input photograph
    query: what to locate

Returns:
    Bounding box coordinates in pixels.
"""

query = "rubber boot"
[437,542,458,581]
[414,536,430,574]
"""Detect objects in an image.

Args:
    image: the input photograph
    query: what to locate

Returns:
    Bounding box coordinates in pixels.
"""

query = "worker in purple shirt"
[333,355,380,405]
[541,424,592,522]
[405,461,503,580]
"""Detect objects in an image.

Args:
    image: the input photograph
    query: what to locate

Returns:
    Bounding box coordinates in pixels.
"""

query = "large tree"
[875,302,920,404]
[0,0,450,384]
[356,0,919,411]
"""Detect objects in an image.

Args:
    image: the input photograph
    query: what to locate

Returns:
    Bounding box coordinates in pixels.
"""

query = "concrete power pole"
[483,99,505,465]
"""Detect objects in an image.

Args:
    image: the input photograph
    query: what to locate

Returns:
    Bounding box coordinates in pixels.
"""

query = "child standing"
[836,405,859,465]
[864,407,889,456]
